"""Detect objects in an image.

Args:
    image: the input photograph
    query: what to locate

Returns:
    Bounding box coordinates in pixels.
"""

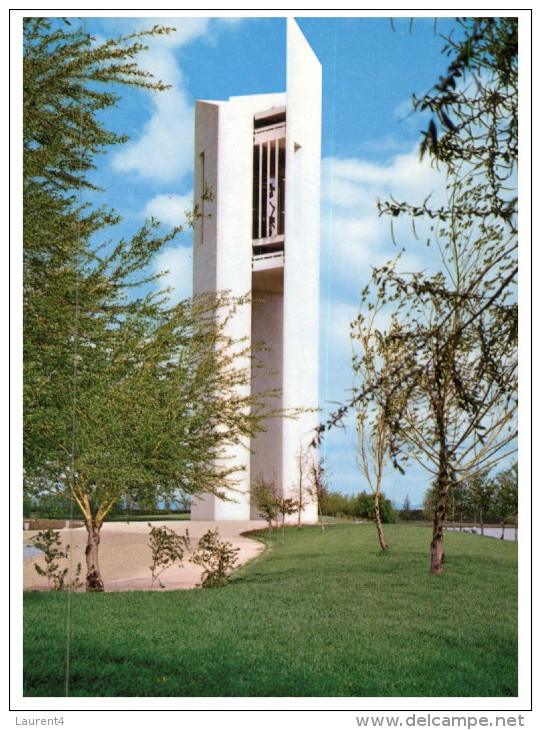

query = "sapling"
[277,498,299,544]
[190,529,240,587]
[250,478,280,541]
[31,529,82,591]
[148,524,190,589]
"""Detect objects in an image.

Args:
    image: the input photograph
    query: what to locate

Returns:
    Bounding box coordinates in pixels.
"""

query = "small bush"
[250,479,281,540]
[30,529,82,591]
[190,529,240,588]
[148,524,190,589]
[353,492,397,524]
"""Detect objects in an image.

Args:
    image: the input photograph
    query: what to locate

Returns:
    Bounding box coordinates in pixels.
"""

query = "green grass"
[23,524,517,697]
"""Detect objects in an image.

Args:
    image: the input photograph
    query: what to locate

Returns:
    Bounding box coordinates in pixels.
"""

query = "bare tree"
[350,297,400,550]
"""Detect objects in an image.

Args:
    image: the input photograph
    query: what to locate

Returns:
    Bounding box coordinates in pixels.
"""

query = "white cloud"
[321,147,446,300]
[111,18,242,185]
[111,74,194,184]
[318,145,449,499]
[145,192,194,228]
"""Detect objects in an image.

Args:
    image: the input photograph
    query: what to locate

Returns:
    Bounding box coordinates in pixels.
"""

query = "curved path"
[23,519,267,592]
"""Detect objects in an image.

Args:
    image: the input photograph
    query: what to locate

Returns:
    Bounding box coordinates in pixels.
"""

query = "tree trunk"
[500,521,505,539]
[374,495,390,551]
[479,508,484,536]
[430,479,448,575]
[317,498,325,532]
[85,521,104,592]
[298,463,302,529]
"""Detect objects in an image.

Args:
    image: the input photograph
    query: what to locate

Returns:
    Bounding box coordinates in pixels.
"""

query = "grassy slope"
[23,524,517,697]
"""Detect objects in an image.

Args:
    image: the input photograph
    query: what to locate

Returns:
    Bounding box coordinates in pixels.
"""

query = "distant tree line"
[23,492,192,520]
[320,490,397,524]
[422,462,517,537]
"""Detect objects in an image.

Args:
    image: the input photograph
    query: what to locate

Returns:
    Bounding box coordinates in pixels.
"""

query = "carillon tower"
[191,19,321,521]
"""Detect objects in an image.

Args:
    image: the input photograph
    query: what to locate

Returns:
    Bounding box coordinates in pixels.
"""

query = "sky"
[32,12,515,508]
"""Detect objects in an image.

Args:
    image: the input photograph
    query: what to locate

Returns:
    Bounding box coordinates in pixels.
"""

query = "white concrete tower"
[191,19,321,521]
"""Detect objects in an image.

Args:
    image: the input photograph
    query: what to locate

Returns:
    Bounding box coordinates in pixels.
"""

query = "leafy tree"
[315,17,518,574]
[354,492,397,524]
[493,461,518,540]
[359,250,516,572]
[23,18,273,591]
[277,498,299,544]
[402,494,411,521]
[306,457,330,531]
[250,478,281,540]
[320,490,353,518]
[442,478,470,528]
[463,469,494,536]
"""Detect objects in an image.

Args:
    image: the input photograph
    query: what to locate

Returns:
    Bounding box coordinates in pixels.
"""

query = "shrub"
[250,479,281,539]
[190,529,240,588]
[30,529,82,591]
[148,524,190,589]
[354,492,397,524]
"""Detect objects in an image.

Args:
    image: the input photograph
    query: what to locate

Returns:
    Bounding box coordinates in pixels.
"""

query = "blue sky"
[64,14,497,508]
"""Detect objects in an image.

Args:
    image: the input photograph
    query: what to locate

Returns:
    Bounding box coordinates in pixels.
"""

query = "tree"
[250,479,281,541]
[294,447,316,528]
[351,290,403,550]
[306,457,330,531]
[277,498,299,544]
[315,17,518,574]
[23,19,273,591]
[402,495,411,521]
[354,492,397,524]
[357,247,516,573]
[493,461,518,541]
[463,470,494,536]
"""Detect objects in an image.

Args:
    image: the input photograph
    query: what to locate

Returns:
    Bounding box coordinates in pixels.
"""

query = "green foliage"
[493,462,518,526]
[190,529,240,588]
[250,479,281,538]
[319,489,354,518]
[23,495,33,518]
[23,526,517,697]
[148,524,190,589]
[306,457,330,530]
[29,492,84,520]
[23,18,275,591]
[319,489,396,524]
[401,494,412,521]
[321,17,518,572]
[422,462,518,527]
[277,497,300,543]
[416,17,517,190]
[353,491,397,524]
[30,529,82,591]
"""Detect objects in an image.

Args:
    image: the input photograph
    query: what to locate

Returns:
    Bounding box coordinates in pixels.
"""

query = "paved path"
[446,526,517,542]
[23,519,267,592]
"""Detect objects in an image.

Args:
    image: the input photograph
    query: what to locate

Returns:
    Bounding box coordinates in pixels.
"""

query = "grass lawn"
[23,524,517,697]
